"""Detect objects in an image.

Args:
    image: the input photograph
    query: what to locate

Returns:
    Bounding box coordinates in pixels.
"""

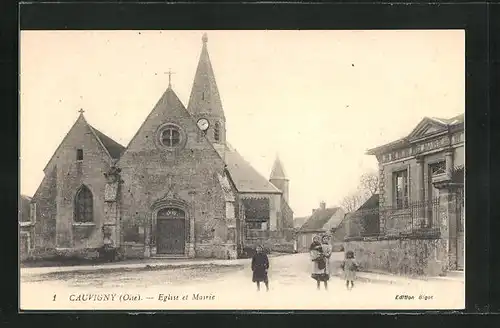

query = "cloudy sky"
[20,30,464,217]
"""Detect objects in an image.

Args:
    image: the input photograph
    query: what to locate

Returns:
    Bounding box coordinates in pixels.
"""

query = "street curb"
[21,258,249,277]
[331,271,464,285]
[331,272,399,285]
[20,252,291,277]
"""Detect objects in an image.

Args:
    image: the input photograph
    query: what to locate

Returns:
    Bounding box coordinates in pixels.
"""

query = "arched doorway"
[156,208,186,255]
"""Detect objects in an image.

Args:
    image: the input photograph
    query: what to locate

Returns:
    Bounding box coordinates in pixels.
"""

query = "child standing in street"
[341,250,359,290]
[251,245,270,292]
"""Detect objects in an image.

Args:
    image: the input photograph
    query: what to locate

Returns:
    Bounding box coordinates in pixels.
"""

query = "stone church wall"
[33,118,113,253]
[117,87,234,259]
[119,146,228,258]
[57,135,111,249]
[32,166,57,250]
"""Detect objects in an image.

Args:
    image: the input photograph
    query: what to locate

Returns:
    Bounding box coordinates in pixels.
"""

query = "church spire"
[270,154,290,203]
[187,33,225,119]
[270,155,288,180]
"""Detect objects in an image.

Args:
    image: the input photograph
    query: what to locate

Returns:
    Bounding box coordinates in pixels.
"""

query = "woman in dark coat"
[251,245,270,291]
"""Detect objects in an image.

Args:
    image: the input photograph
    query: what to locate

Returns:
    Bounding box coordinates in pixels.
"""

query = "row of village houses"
[294,113,464,276]
[20,112,464,276]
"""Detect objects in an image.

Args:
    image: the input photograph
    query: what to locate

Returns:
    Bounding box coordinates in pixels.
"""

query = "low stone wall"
[24,247,100,262]
[344,237,448,276]
[269,242,295,253]
[245,239,295,253]
[196,243,237,259]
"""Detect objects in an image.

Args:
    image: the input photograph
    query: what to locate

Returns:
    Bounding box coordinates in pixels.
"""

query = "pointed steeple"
[269,154,289,203]
[270,155,288,180]
[187,33,225,119]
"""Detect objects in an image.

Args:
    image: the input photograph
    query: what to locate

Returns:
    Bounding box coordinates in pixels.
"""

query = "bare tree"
[340,170,381,236]
[340,192,363,213]
[341,170,379,213]
[358,171,379,198]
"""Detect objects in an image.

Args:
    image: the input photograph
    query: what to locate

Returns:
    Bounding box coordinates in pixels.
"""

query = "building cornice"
[370,129,464,164]
[367,122,464,157]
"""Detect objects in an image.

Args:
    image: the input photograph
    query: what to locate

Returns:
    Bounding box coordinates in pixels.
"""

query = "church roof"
[270,155,288,180]
[224,144,281,194]
[88,125,126,159]
[42,114,126,173]
[187,33,225,119]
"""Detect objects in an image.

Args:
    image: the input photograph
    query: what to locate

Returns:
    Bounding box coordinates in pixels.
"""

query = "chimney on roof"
[320,201,326,210]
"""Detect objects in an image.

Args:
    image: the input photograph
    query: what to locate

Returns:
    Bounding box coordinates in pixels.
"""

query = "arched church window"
[74,185,93,222]
[214,122,220,142]
[161,126,181,147]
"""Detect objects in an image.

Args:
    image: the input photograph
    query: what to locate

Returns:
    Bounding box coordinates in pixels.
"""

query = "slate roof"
[224,144,281,194]
[299,207,341,232]
[344,194,380,222]
[43,114,127,173]
[325,209,345,230]
[89,125,126,159]
[293,216,309,229]
[357,194,379,211]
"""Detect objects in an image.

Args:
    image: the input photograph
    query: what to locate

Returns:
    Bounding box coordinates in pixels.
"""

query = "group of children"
[250,236,359,292]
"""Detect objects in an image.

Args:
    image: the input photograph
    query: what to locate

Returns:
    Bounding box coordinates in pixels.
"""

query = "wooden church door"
[156,208,185,255]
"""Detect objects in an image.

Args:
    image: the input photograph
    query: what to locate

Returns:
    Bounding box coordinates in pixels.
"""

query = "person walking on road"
[251,245,270,292]
[310,234,332,290]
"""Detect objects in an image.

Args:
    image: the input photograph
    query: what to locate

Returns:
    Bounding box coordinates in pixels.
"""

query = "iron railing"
[346,197,441,240]
[456,188,464,233]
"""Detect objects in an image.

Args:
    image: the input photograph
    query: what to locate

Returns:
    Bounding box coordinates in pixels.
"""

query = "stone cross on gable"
[165,69,176,88]
[78,108,85,114]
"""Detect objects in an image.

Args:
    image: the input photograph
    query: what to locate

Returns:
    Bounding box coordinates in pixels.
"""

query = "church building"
[25,34,294,260]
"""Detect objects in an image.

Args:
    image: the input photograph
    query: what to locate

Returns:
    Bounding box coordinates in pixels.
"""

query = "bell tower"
[187,33,226,159]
